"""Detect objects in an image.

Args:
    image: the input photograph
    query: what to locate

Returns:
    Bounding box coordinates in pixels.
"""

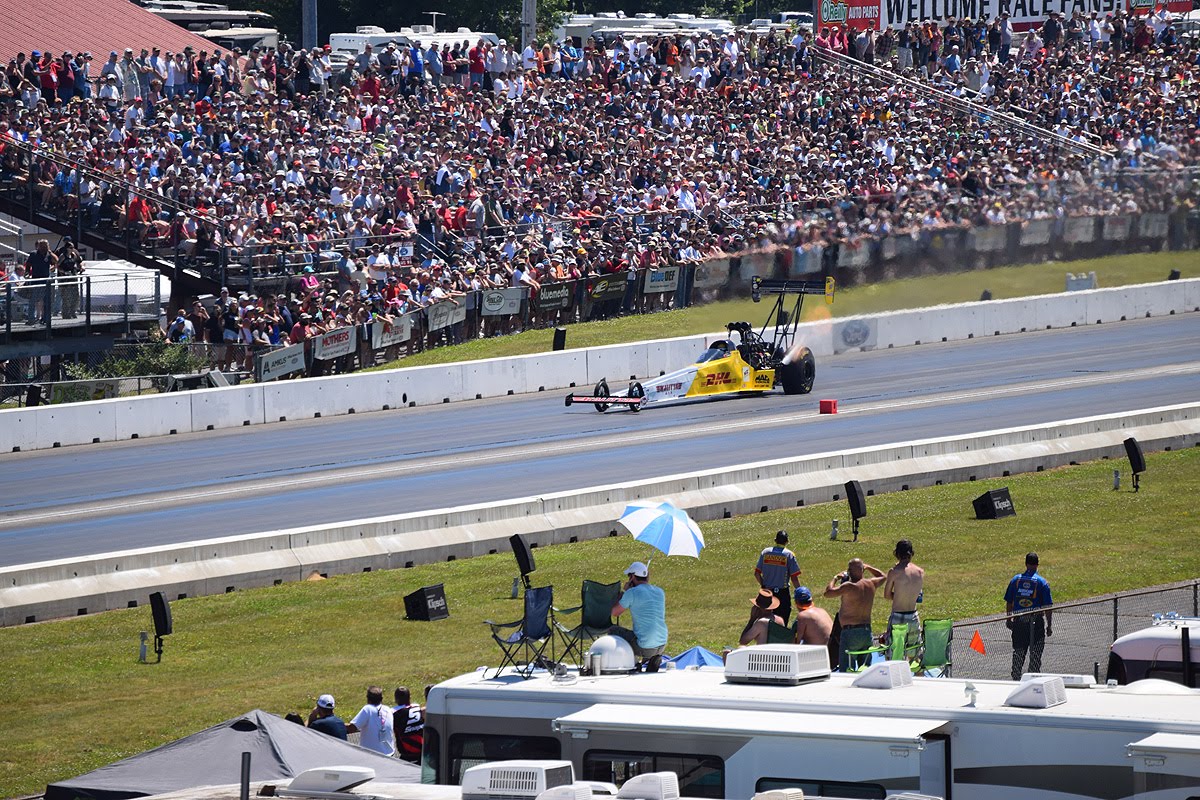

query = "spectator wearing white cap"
[307,694,347,740]
[608,561,668,672]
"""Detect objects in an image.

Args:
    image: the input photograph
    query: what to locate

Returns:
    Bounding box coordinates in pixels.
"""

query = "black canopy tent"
[45,710,421,800]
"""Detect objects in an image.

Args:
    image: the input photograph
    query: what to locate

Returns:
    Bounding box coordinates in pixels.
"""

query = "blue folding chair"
[485,585,557,679]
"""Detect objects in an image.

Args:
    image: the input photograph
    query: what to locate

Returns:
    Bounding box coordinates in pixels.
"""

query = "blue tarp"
[666,645,723,668]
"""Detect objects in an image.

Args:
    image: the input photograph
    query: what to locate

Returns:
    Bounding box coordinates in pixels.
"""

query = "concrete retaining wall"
[3,402,1196,626]
[3,280,1195,454]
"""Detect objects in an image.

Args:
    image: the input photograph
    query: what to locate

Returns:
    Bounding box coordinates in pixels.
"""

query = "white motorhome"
[1109,614,1200,687]
[554,12,734,44]
[328,25,498,59]
[424,644,1200,800]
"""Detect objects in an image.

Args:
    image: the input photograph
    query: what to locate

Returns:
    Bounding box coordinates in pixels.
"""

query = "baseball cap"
[317,694,335,709]
[794,586,813,605]
[624,561,649,578]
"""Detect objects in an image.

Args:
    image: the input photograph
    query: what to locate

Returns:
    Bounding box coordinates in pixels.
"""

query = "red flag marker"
[969,630,986,655]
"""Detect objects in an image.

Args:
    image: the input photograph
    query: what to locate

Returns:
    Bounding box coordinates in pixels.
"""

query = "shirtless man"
[824,558,886,671]
[792,586,833,646]
[884,539,925,648]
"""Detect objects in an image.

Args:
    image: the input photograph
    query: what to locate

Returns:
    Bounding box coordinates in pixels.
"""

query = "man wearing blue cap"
[792,586,833,647]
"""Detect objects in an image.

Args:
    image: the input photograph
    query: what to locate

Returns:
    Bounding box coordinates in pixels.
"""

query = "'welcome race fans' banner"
[257,342,306,381]
[314,326,356,360]
[820,0,1188,32]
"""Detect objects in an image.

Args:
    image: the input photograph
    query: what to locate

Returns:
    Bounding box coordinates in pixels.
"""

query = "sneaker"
[645,655,662,673]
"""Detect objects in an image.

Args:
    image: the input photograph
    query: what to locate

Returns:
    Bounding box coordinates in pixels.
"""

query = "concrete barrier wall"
[3,279,1197,453]
[4,402,1196,626]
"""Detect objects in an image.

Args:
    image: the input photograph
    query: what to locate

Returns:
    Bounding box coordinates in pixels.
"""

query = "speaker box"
[404,584,449,621]
[1124,437,1146,474]
[844,480,867,521]
[509,533,536,577]
[149,591,173,637]
[973,488,1016,520]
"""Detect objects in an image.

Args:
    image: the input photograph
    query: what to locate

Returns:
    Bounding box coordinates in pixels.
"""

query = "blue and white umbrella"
[618,500,705,558]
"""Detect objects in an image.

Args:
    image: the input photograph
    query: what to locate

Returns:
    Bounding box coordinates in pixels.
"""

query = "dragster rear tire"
[779,347,816,395]
[593,379,611,412]
[628,381,645,412]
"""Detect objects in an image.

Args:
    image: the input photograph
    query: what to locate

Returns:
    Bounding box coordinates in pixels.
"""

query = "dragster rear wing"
[752,276,835,302]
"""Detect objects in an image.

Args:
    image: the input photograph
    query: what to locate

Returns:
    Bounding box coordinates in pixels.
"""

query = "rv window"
[583,750,724,798]
[1146,666,1200,688]
[756,777,885,799]
[448,733,560,784]
[421,725,440,784]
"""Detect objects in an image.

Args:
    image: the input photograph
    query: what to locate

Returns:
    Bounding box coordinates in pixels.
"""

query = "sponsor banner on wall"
[693,260,732,290]
[643,267,680,294]
[1063,216,1097,244]
[588,273,630,302]
[833,318,878,352]
[791,244,825,275]
[537,280,576,311]
[49,379,120,404]
[314,326,355,360]
[371,314,412,349]
[1103,216,1132,242]
[875,0,1185,31]
[1138,213,1169,240]
[426,300,468,331]
[481,287,525,317]
[969,225,1008,253]
[837,242,872,269]
[818,0,881,31]
[1021,219,1054,246]
[737,250,776,282]
[256,342,306,381]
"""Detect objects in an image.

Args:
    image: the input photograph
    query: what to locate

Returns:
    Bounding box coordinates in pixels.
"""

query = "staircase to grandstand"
[808,46,1112,162]
[0,137,222,305]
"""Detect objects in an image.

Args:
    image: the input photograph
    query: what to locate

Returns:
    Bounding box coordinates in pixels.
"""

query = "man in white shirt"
[346,687,396,757]
[521,43,539,71]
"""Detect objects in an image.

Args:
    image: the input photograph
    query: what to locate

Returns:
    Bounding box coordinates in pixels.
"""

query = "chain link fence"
[952,579,1200,681]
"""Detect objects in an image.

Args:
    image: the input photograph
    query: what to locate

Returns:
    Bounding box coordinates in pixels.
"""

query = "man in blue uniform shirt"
[755,530,802,625]
[610,561,668,672]
[1005,552,1053,680]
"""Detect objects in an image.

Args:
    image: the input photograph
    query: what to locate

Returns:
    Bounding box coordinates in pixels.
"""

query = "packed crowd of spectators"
[0,10,1196,352]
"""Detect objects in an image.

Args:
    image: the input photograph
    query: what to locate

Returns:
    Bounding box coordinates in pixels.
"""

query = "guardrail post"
[85,275,91,334]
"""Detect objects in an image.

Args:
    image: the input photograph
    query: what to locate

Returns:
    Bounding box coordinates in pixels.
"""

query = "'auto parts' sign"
[818,0,880,31]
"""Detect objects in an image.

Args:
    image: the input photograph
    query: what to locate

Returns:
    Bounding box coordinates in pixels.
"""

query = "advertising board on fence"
[394,242,415,267]
[256,342,306,381]
[537,281,576,311]
[314,326,355,360]
[1063,216,1097,244]
[817,0,880,32]
[841,0,1188,32]
[481,287,525,317]
[1103,216,1132,241]
[969,225,1008,253]
[49,380,120,404]
[1021,219,1054,246]
[693,260,731,290]
[737,251,776,282]
[791,244,825,276]
[643,267,680,294]
[588,273,630,302]
[371,314,412,349]
[426,300,468,331]
[1139,213,1169,240]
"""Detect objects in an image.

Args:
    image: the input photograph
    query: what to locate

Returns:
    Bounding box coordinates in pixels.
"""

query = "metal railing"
[952,579,1200,681]
[1,272,162,339]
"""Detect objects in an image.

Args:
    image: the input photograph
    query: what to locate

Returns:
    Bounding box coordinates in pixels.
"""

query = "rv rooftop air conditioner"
[724,644,830,685]
[752,789,805,800]
[615,772,679,800]
[462,761,576,800]
[1021,672,1096,688]
[1005,676,1067,709]
[851,660,914,690]
[285,766,375,793]
[355,25,385,34]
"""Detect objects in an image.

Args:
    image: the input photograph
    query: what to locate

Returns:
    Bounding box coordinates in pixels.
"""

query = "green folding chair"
[555,580,622,665]
[846,623,918,672]
[766,620,797,644]
[916,618,953,677]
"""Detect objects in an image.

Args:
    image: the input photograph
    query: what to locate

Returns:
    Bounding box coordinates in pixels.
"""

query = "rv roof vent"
[851,661,914,690]
[287,766,375,793]
[463,761,576,800]
[536,785,593,800]
[1005,676,1067,709]
[1021,672,1095,688]
[580,781,619,797]
[616,772,679,800]
[725,644,830,685]
[752,789,805,800]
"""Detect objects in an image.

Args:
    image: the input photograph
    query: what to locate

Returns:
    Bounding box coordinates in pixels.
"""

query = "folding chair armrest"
[846,644,886,657]
[554,604,583,616]
[484,618,522,631]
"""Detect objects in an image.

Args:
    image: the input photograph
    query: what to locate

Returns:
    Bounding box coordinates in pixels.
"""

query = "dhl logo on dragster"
[704,371,735,387]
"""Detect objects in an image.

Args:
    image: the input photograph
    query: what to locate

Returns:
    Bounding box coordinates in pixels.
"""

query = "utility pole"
[521,0,537,50]
[301,0,318,50]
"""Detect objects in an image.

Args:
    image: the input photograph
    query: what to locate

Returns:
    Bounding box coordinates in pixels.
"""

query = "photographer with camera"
[824,558,886,672]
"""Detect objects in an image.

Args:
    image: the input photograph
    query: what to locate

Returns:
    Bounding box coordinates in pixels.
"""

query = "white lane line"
[4,361,1197,527]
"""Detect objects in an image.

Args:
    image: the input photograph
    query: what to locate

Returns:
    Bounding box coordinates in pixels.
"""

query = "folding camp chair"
[766,620,797,644]
[846,623,920,672]
[916,618,953,677]
[555,580,621,666]
[485,585,556,679]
